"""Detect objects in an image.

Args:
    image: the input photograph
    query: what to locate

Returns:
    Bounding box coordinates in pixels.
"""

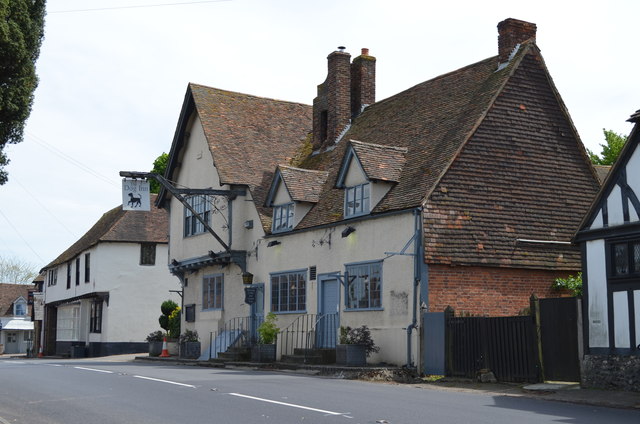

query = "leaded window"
[203,274,223,310]
[140,243,156,265]
[184,195,211,237]
[271,271,306,313]
[345,182,370,218]
[272,203,294,232]
[345,261,382,310]
[610,239,640,278]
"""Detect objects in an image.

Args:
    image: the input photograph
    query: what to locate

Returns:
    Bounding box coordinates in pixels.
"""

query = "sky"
[1,0,639,276]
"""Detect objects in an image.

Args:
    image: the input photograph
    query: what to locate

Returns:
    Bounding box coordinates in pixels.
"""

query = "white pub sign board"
[122,179,151,211]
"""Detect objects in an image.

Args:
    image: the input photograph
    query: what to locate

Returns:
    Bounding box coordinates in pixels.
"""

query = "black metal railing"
[278,313,338,360]
[208,316,263,359]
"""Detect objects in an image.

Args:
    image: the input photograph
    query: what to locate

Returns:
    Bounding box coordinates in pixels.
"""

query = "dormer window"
[345,182,370,218]
[14,297,27,316]
[272,203,294,233]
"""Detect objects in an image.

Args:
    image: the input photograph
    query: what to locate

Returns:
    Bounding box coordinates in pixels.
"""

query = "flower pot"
[180,341,201,359]
[336,344,367,366]
[148,341,163,357]
[251,344,276,362]
[166,340,179,356]
[0,344,4,355]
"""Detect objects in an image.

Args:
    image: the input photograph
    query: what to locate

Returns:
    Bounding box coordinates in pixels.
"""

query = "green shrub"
[339,325,379,357]
[257,312,279,344]
[552,272,583,297]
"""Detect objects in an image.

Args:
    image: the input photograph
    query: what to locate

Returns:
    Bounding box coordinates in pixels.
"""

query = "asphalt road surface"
[1,356,639,424]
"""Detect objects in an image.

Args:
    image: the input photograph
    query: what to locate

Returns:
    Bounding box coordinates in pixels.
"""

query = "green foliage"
[0,0,46,184]
[587,129,627,166]
[149,152,169,193]
[179,329,199,343]
[339,325,379,357]
[158,300,179,335]
[146,330,164,342]
[552,272,583,297]
[168,307,181,339]
[257,312,279,344]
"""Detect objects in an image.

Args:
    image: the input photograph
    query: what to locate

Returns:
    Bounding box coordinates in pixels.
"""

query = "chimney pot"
[361,48,369,56]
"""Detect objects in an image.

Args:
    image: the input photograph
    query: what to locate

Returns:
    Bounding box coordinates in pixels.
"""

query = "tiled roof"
[278,165,328,203]
[0,283,33,317]
[593,165,611,184]
[349,140,407,183]
[43,195,168,269]
[189,84,312,229]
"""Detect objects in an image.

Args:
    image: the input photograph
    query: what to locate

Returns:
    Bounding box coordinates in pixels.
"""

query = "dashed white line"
[228,393,348,416]
[133,375,196,388]
[74,366,113,374]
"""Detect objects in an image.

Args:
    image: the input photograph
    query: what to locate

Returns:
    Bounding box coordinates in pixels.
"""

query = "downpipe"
[406,208,422,369]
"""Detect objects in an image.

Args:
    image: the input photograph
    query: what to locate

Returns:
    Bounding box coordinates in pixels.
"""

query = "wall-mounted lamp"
[267,240,281,247]
[341,226,356,238]
[242,271,254,285]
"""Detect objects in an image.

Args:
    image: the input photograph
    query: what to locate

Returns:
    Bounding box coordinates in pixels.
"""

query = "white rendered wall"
[613,291,630,348]
[586,239,609,348]
[607,185,624,227]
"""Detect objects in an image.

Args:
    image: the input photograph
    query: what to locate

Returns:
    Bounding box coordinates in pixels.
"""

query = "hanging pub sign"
[244,287,257,305]
[122,179,151,211]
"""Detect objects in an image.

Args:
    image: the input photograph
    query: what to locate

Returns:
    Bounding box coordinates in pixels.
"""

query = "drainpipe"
[406,207,422,369]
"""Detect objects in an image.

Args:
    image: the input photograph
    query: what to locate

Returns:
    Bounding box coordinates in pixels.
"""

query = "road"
[1,356,639,424]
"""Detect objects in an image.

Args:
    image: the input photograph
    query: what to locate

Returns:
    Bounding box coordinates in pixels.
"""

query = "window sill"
[273,310,307,315]
[344,307,384,312]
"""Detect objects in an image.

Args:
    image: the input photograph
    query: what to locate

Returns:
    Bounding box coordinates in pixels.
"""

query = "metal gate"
[538,297,581,382]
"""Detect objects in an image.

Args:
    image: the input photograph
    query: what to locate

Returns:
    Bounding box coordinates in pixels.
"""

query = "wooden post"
[444,306,454,376]
[530,294,544,381]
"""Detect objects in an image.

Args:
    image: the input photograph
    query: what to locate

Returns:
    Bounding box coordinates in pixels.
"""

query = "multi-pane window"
[6,333,17,343]
[611,240,640,278]
[345,261,382,310]
[271,271,306,313]
[203,274,223,310]
[57,304,81,341]
[272,203,294,232]
[75,257,80,286]
[47,268,57,286]
[14,299,26,316]
[90,300,102,333]
[66,262,72,289]
[140,243,156,265]
[345,182,370,217]
[84,253,91,283]
[184,195,211,237]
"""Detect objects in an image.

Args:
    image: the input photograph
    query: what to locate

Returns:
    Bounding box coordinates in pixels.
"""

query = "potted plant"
[179,329,201,359]
[158,300,180,356]
[251,312,279,362]
[336,325,379,366]
[146,330,164,357]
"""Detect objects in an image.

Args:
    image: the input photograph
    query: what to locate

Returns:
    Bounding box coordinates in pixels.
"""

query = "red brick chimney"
[497,18,537,63]
[351,48,376,117]
[312,47,377,150]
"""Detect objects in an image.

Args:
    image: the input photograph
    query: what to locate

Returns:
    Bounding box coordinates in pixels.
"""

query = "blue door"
[249,283,264,344]
[317,276,339,348]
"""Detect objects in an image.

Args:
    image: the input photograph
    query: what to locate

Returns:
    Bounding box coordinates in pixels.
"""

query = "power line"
[50,0,231,14]
[25,131,119,188]
[0,209,46,263]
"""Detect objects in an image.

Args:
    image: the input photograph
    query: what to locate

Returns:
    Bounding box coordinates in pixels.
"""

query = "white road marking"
[45,364,63,367]
[74,366,113,374]
[133,375,196,388]
[228,393,348,416]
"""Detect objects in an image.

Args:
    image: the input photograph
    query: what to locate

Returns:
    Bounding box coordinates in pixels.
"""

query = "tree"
[0,255,38,284]
[587,129,627,166]
[0,0,47,185]
[149,152,168,194]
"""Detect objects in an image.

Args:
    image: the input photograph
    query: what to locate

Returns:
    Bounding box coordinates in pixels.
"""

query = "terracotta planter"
[336,344,367,366]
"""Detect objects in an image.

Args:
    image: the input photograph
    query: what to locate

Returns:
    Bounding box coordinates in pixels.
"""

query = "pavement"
[3,352,639,410]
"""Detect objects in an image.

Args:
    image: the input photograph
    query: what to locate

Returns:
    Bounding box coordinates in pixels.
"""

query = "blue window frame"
[203,274,223,310]
[344,182,370,218]
[184,195,211,237]
[271,270,306,313]
[345,261,382,310]
[272,203,294,233]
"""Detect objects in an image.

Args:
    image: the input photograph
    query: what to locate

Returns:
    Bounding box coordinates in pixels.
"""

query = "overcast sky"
[1,0,638,274]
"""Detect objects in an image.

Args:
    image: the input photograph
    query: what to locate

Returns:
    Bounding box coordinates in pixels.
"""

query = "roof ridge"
[189,82,311,108]
[350,139,408,152]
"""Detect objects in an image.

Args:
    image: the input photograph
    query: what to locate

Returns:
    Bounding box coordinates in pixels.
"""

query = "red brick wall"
[428,264,572,316]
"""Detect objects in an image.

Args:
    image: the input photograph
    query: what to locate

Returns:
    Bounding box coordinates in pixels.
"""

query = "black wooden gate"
[445,308,540,383]
[538,297,581,382]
